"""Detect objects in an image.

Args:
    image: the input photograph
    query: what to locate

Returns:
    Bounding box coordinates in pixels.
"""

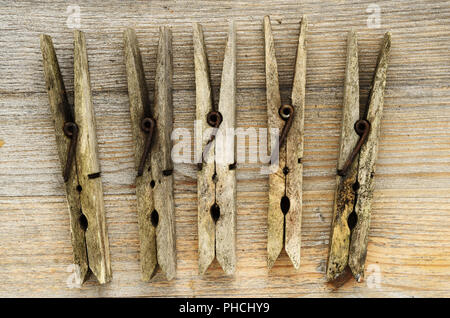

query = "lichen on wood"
[349,32,391,281]
[326,31,391,282]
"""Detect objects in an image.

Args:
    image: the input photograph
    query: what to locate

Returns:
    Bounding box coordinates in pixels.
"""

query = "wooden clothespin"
[326,31,391,283]
[40,31,112,284]
[264,16,307,269]
[123,27,176,281]
[193,21,237,275]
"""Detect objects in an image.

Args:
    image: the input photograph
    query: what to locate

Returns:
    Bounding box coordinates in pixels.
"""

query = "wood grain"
[0,0,450,297]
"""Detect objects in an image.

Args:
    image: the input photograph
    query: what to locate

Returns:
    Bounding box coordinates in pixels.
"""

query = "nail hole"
[76,185,82,192]
[150,180,155,188]
[347,211,357,230]
[352,181,360,192]
[298,158,302,164]
[150,210,159,227]
[283,167,289,175]
[210,203,220,223]
[79,212,88,231]
[280,196,290,215]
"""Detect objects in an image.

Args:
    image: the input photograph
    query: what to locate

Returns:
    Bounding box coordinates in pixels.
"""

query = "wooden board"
[0,0,449,297]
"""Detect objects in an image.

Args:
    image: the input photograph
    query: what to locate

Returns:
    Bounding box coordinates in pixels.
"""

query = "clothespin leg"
[123,28,159,281]
[152,26,176,280]
[264,16,285,269]
[73,30,112,284]
[215,21,237,275]
[40,34,89,283]
[284,16,307,270]
[193,23,216,275]
[326,30,360,281]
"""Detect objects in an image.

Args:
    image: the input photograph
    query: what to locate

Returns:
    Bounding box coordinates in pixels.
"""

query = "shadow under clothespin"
[326,30,391,284]
[264,15,308,270]
[123,27,176,282]
[40,31,112,285]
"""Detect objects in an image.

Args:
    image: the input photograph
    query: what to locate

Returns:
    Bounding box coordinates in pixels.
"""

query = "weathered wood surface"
[194,22,237,275]
[0,0,450,297]
[123,27,176,281]
[265,15,307,270]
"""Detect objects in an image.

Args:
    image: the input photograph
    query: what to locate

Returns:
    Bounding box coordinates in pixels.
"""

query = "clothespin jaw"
[123,27,176,281]
[40,31,112,285]
[264,15,307,270]
[326,31,391,283]
[193,21,237,275]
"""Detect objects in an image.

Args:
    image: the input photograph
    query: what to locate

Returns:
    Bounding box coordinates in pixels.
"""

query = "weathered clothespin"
[326,31,391,282]
[264,16,307,269]
[40,31,112,284]
[123,27,176,281]
[193,22,237,275]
